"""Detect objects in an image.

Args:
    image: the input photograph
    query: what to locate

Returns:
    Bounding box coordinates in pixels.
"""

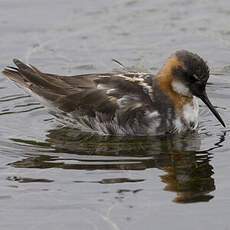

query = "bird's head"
[158,50,225,127]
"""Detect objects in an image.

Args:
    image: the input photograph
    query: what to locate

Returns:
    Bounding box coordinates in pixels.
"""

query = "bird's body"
[2,50,225,136]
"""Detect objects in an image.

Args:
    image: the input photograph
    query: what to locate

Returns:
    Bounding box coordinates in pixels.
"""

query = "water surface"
[0,0,230,229]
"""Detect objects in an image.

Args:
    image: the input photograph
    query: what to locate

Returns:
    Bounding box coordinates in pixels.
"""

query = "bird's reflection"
[160,151,214,203]
[10,127,226,203]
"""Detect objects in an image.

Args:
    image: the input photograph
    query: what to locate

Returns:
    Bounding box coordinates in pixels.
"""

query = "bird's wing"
[3,59,154,124]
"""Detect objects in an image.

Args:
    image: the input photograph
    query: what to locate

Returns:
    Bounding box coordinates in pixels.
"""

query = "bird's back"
[3,60,164,135]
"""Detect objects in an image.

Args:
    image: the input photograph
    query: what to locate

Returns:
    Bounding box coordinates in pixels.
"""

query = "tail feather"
[13,58,33,73]
[12,59,54,88]
[2,65,28,88]
[2,59,68,104]
[2,59,65,93]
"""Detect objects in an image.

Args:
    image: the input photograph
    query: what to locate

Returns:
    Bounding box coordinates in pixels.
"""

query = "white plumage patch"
[171,80,192,97]
[173,97,199,132]
[183,97,199,129]
[146,111,159,119]
[174,118,184,132]
[117,95,139,108]
[106,88,116,94]
[97,83,107,89]
[117,73,152,93]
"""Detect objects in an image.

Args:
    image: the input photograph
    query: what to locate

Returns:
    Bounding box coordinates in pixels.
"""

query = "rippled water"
[1,0,230,229]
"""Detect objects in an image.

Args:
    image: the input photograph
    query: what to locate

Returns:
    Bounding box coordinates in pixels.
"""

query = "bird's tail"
[3,59,68,100]
[2,59,52,89]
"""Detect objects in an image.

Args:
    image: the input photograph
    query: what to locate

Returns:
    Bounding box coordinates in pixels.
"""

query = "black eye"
[190,74,199,83]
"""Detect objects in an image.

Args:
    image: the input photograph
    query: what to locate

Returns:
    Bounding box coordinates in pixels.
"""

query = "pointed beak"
[199,91,225,127]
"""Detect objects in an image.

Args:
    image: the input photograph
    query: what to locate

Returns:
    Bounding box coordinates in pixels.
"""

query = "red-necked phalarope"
[2,50,225,136]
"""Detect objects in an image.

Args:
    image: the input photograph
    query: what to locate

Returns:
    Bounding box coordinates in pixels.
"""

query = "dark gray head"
[174,50,209,94]
[171,50,225,127]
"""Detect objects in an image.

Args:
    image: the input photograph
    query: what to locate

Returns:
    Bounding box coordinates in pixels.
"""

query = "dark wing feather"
[2,59,154,123]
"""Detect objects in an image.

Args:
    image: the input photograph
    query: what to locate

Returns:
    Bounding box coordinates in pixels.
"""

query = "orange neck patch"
[155,56,193,112]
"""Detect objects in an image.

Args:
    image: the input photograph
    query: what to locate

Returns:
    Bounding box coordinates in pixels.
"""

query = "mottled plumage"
[2,50,225,136]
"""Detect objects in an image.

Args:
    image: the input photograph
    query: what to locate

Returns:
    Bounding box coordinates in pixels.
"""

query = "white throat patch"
[171,80,192,97]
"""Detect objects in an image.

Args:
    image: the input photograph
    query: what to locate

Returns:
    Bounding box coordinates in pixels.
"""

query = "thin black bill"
[199,92,225,127]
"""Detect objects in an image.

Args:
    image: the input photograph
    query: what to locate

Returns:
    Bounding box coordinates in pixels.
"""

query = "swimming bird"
[2,50,225,136]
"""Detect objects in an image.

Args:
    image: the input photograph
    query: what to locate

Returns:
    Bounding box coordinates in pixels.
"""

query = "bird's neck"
[154,57,193,112]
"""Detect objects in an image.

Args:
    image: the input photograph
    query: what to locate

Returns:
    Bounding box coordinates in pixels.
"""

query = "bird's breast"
[174,97,199,132]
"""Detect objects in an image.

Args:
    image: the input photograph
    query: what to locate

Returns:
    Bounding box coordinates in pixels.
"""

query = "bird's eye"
[190,74,199,82]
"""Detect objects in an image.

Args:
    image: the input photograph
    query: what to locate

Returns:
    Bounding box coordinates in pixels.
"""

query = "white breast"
[174,97,199,132]
[184,97,199,128]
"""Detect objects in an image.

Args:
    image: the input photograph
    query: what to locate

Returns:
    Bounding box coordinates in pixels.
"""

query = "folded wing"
[3,59,155,134]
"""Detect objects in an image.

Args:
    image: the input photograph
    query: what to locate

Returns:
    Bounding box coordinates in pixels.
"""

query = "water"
[0,0,230,229]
